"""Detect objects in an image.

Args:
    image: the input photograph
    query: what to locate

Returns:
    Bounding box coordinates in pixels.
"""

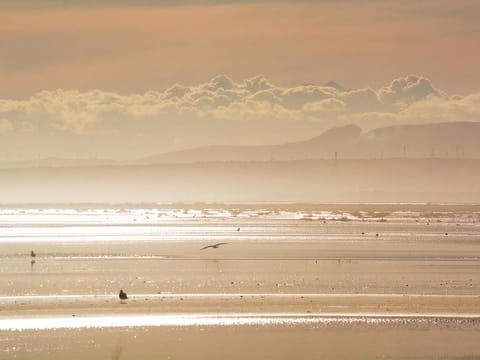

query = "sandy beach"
[1,205,479,359]
[4,0,480,357]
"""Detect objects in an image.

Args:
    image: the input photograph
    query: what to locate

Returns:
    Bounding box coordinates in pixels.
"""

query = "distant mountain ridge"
[323,81,348,91]
[136,121,480,164]
[1,121,479,169]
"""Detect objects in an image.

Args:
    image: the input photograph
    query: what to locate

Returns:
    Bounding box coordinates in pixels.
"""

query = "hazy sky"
[1,0,480,96]
[0,0,479,161]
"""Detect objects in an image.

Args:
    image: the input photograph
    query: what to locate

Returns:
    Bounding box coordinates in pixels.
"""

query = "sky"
[0,0,479,161]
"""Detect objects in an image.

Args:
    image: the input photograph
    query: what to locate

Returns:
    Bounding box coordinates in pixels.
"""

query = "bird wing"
[201,242,228,250]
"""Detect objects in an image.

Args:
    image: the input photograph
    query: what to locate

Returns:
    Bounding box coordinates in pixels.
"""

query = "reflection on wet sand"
[0,205,479,359]
[2,313,480,331]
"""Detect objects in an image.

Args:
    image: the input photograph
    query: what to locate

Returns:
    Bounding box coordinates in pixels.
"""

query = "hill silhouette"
[135,122,480,164]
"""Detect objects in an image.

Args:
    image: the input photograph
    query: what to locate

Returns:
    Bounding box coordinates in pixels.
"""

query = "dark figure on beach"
[30,250,36,258]
[237,227,240,232]
[201,242,228,250]
[119,289,128,303]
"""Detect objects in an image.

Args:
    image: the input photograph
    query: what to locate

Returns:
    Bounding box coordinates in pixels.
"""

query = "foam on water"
[2,207,476,224]
[0,207,478,244]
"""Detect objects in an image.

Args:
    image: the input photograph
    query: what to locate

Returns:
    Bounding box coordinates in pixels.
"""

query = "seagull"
[201,242,228,250]
[30,251,36,258]
[119,289,128,303]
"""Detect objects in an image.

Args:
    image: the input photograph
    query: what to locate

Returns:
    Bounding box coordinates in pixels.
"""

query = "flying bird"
[201,242,228,250]
[119,289,128,303]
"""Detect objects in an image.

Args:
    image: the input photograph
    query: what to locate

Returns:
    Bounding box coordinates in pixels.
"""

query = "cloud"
[340,89,480,129]
[0,74,478,160]
[341,88,382,113]
[244,75,274,93]
[281,86,338,109]
[302,98,346,115]
[378,75,442,108]
[399,92,480,123]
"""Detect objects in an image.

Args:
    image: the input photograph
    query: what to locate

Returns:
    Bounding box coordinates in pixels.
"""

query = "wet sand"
[2,315,480,360]
[0,206,479,359]
[4,319,480,360]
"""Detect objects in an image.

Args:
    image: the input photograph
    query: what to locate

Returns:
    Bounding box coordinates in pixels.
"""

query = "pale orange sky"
[0,0,479,97]
[0,0,480,161]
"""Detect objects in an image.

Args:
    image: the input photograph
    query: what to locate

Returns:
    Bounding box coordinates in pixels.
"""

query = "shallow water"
[0,207,479,246]
[1,205,479,359]
[0,206,479,296]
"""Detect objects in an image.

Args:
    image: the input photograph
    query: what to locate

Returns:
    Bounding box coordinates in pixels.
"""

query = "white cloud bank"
[0,74,478,160]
